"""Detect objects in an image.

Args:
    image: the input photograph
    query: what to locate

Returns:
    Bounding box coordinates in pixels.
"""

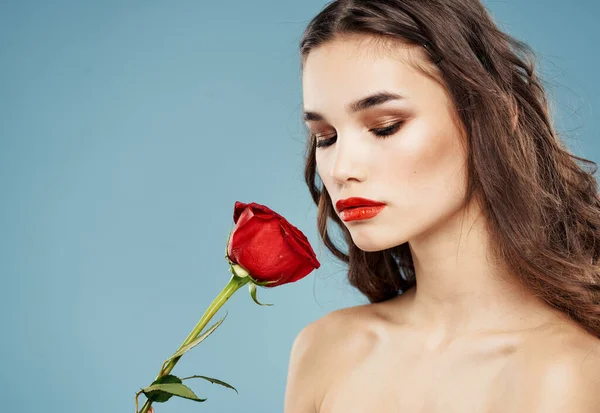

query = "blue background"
[1,1,598,412]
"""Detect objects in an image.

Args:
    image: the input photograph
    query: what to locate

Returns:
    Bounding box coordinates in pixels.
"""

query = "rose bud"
[226,201,320,287]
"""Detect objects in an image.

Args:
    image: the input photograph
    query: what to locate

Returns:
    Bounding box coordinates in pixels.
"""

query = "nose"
[329,133,368,186]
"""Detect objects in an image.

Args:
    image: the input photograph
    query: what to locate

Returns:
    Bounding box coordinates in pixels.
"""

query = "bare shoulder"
[284,304,382,413]
[527,322,600,378]
[506,322,600,412]
[313,302,386,336]
[295,303,383,371]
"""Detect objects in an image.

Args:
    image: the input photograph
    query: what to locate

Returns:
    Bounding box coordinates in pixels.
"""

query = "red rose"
[226,201,320,287]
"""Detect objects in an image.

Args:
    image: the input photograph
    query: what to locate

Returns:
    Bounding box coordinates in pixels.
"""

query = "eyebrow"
[303,91,405,122]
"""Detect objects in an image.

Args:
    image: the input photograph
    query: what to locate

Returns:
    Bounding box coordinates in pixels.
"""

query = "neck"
[392,198,568,343]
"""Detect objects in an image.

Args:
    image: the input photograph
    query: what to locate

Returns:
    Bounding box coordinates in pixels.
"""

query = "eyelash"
[314,122,403,149]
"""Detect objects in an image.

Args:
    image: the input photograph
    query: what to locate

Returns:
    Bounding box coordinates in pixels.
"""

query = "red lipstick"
[335,197,386,222]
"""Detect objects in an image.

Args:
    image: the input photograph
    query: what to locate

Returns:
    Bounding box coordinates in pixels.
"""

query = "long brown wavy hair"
[300,0,600,338]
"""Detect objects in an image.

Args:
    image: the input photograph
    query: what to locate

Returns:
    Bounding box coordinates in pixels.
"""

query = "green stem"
[138,272,250,413]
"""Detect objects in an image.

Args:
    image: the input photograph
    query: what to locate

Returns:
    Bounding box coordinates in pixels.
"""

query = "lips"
[335,197,386,213]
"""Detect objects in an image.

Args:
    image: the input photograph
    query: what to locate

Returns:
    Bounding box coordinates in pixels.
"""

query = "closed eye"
[314,121,403,149]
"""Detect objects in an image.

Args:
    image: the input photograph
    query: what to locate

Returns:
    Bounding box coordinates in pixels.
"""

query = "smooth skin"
[284,33,600,413]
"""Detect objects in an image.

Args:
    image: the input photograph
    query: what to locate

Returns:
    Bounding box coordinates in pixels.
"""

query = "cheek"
[382,118,467,210]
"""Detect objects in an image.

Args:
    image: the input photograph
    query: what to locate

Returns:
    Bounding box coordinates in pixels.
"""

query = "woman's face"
[302,35,470,252]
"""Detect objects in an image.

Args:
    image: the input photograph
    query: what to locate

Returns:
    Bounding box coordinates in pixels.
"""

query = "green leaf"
[142,382,207,403]
[249,282,273,306]
[142,374,201,403]
[181,375,239,394]
[142,382,173,403]
[164,313,228,363]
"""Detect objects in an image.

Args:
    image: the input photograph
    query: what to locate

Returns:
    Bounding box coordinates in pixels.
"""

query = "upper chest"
[317,329,529,413]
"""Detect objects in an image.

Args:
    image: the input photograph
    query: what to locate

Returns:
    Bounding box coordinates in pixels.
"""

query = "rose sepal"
[248,282,272,306]
[229,263,285,306]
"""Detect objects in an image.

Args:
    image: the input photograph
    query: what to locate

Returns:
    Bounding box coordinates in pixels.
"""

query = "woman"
[284,0,600,412]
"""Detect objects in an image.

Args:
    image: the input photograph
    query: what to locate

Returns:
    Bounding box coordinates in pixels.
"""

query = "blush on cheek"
[387,120,467,217]
[385,122,449,188]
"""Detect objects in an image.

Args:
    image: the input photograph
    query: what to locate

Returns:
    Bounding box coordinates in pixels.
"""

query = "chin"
[348,227,409,253]
[355,244,386,252]
[350,236,396,252]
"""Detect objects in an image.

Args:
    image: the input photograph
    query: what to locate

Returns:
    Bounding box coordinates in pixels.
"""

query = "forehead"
[302,35,430,108]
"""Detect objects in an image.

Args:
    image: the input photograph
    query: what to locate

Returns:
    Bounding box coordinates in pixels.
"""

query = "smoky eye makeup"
[313,119,405,149]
